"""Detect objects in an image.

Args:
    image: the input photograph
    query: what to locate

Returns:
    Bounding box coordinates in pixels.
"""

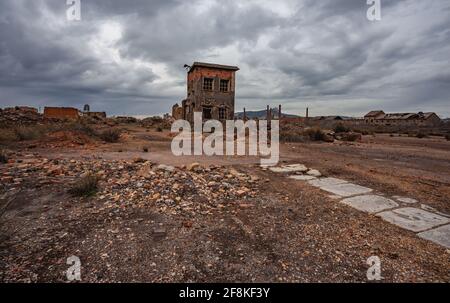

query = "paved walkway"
[262,164,450,249]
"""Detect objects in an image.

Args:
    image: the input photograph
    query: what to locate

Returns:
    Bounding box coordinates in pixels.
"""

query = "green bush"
[69,174,99,197]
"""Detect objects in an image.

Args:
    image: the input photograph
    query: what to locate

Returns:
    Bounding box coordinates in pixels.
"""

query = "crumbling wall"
[185,66,236,122]
[86,112,107,119]
[44,107,79,120]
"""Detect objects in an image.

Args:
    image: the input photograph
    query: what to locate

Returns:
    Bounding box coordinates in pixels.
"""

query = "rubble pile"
[0,107,44,127]
[141,116,172,129]
[111,116,138,124]
[0,154,260,215]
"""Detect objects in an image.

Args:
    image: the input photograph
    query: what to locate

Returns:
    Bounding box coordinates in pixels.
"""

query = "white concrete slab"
[284,164,308,172]
[269,164,308,173]
[307,169,322,177]
[308,177,348,187]
[418,224,450,249]
[269,167,291,173]
[377,207,450,232]
[318,183,373,197]
[392,196,418,204]
[341,195,399,214]
[289,175,317,181]
[420,204,450,218]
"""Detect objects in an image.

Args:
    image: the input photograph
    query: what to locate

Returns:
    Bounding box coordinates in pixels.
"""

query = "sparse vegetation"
[98,128,121,142]
[0,122,98,143]
[304,128,327,141]
[13,126,43,141]
[280,130,305,142]
[281,127,330,142]
[0,129,18,142]
[416,132,428,139]
[142,146,149,153]
[352,128,372,136]
[446,134,450,141]
[68,174,99,197]
[156,126,163,132]
[341,132,362,142]
[334,123,349,133]
[68,122,96,137]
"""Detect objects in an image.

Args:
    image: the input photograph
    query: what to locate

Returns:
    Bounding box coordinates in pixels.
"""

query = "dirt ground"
[0,126,449,282]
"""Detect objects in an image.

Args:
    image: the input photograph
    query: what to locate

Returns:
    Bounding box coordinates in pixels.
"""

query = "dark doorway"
[203,106,212,119]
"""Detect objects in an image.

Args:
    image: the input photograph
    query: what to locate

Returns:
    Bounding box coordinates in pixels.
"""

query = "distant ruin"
[364,111,441,127]
[41,106,107,121]
[172,62,239,123]
[43,107,79,120]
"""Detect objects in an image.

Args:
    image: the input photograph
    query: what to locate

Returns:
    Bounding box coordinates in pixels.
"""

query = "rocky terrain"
[0,118,449,282]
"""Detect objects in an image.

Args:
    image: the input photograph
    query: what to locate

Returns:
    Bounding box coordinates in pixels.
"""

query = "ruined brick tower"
[172,62,239,123]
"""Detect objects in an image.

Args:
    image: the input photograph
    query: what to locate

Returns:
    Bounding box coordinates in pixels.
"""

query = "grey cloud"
[0,0,449,117]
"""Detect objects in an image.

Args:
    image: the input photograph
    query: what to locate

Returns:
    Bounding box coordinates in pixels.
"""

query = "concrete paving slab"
[392,196,418,204]
[269,167,291,173]
[420,204,450,218]
[418,224,450,248]
[341,195,398,214]
[284,164,308,172]
[318,183,373,197]
[307,169,322,177]
[269,164,308,173]
[378,207,450,232]
[308,177,348,187]
[289,175,317,181]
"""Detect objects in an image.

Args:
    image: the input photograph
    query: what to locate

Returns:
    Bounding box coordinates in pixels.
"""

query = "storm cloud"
[0,0,449,117]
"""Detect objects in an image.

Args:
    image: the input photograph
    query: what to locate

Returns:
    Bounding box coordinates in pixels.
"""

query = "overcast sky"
[0,0,449,117]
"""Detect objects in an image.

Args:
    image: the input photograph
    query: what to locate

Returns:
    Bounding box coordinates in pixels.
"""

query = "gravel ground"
[1,147,449,282]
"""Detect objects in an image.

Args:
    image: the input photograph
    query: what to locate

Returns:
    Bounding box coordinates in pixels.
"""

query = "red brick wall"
[44,107,79,120]
[187,67,235,92]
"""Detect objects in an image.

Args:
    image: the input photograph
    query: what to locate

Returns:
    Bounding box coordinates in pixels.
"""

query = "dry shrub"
[69,174,99,197]
[0,122,97,143]
[341,132,362,142]
[66,122,96,137]
[98,128,121,142]
[281,130,305,142]
[0,129,18,142]
[416,132,427,139]
[14,126,43,141]
[334,123,350,133]
[304,128,327,141]
[446,134,450,141]
[281,127,329,142]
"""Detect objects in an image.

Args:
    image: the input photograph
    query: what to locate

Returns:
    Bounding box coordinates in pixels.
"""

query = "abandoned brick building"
[43,107,79,120]
[172,62,239,123]
[364,110,441,127]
